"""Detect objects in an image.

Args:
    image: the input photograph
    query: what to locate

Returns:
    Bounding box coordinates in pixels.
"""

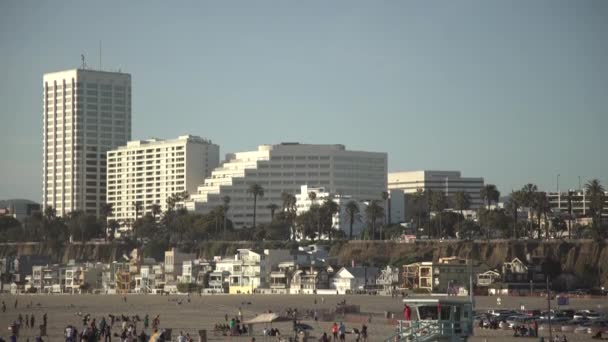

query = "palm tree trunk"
[349,219,353,240]
[252,195,257,229]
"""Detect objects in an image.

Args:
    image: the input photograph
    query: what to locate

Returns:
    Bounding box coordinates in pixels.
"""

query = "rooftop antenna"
[99,40,102,71]
[81,54,86,69]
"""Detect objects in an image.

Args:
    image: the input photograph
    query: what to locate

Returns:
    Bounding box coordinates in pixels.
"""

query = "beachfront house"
[402,257,478,294]
[290,267,330,294]
[477,270,501,287]
[376,265,401,294]
[164,248,196,283]
[402,262,434,292]
[206,270,229,293]
[332,266,379,294]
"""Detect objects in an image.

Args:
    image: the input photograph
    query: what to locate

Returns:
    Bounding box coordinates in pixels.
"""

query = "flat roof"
[403,298,472,305]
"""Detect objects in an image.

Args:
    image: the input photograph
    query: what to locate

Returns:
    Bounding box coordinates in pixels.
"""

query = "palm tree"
[134,202,143,220]
[480,184,500,210]
[320,198,340,240]
[365,200,384,240]
[585,179,605,225]
[100,203,113,241]
[452,191,471,229]
[247,183,264,229]
[410,189,426,237]
[521,183,538,238]
[566,190,574,239]
[382,191,390,226]
[504,191,523,239]
[281,192,298,240]
[266,203,279,220]
[222,195,231,238]
[150,204,161,219]
[533,192,550,239]
[344,200,360,240]
[430,192,448,238]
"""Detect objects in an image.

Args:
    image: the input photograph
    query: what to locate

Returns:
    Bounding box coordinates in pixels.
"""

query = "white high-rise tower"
[43,68,131,217]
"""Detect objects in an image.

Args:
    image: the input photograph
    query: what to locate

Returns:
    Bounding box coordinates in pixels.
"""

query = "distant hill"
[0,199,40,208]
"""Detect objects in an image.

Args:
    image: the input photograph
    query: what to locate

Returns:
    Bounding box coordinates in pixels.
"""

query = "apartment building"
[43,69,131,217]
[547,190,608,219]
[389,170,485,209]
[189,143,387,229]
[106,135,219,227]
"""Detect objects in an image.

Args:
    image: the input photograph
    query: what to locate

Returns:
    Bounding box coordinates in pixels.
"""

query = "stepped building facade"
[188,143,387,229]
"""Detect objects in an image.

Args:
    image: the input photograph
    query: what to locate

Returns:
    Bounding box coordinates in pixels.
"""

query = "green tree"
[480,184,500,209]
[247,183,264,229]
[344,200,360,240]
[452,191,471,230]
[430,192,448,238]
[566,190,574,239]
[107,219,119,241]
[266,203,279,220]
[281,192,297,240]
[320,198,339,241]
[504,190,524,239]
[100,203,113,241]
[533,192,550,239]
[65,211,102,241]
[150,204,162,219]
[585,179,605,230]
[520,183,538,238]
[382,191,390,226]
[365,200,384,240]
[132,214,157,240]
[295,209,317,241]
[410,189,426,237]
[222,195,231,238]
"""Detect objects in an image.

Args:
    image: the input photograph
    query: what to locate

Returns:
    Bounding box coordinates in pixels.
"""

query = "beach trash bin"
[39,324,47,336]
[198,329,207,342]
[385,311,391,318]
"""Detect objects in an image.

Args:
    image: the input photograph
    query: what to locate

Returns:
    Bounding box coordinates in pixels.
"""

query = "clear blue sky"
[1,1,606,202]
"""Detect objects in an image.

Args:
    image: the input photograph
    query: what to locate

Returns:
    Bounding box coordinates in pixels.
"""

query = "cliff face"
[0,240,605,286]
[0,243,130,264]
[333,240,608,286]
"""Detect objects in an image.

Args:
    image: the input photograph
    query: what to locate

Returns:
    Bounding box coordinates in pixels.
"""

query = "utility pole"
[557,173,562,212]
[547,276,552,341]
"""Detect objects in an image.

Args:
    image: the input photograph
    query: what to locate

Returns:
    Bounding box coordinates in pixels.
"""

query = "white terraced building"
[106,135,219,227]
[43,68,131,217]
[188,143,387,229]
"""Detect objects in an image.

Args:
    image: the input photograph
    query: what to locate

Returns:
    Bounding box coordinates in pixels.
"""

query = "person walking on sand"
[2,301,6,313]
[403,304,411,321]
[331,322,338,341]
[143,315,149,330]
[26,314,30,328]
[30,314,35,330]
[361,324,368,342]
[338,322,346,342]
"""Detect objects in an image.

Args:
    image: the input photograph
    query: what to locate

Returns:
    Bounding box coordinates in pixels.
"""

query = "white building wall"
[190,143,387,229]
[43,69,131,217]
[106,135,219,227]
[388,170,485,209]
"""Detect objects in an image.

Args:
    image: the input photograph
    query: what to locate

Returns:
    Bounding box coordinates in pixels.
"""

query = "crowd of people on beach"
[3,299,48,342]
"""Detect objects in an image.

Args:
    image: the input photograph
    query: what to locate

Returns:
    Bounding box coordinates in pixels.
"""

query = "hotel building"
[106,135,219,227]
[42,69,131,217]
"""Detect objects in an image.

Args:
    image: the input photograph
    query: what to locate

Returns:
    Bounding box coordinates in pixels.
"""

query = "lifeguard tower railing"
[385,319,472,341]
[385,298,474,342]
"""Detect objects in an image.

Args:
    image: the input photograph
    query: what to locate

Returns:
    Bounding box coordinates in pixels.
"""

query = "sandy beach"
[0,294,606,341]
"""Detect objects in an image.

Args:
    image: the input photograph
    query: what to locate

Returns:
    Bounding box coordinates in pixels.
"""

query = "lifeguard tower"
[386,298,474,341]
